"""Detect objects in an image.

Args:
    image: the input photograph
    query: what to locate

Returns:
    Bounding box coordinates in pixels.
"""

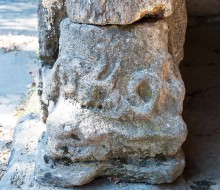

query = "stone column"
[36,0,187,187]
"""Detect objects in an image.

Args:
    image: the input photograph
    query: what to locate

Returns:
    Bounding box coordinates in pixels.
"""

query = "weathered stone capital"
[36,0,187,187]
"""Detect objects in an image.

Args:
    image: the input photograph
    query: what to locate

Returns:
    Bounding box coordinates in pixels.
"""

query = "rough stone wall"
[38,0,66,65]
[36,0,187,187]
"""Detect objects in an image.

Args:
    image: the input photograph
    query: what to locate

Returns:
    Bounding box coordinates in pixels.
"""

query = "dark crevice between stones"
[135,7,165,24]
[53,157,72,166]
[46,153,173,168]
[133,16,164,25]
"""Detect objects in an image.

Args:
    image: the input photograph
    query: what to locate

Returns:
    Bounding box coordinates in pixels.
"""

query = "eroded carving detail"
[36,0,187,187]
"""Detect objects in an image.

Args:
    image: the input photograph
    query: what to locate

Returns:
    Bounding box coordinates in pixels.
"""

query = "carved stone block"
[35,18,187,187]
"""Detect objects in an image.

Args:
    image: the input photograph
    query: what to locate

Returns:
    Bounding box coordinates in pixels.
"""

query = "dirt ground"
[0,0,38,180]
[181,22,220,189]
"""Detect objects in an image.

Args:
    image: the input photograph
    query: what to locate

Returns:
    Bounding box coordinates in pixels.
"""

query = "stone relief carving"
[36,0,187,187]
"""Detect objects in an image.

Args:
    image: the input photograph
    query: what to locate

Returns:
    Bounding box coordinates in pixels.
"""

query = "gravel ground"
[0,0,38,180]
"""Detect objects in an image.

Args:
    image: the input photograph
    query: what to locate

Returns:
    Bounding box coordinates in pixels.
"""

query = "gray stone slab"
[0,114,188,189]
[38,0,66,65]
[66,0,175,25]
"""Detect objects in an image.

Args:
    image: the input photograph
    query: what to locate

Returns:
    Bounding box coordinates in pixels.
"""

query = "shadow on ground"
[181,22,220,189]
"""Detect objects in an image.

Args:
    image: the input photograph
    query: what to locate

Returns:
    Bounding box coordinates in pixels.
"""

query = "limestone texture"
[66,0,176,25]
[35,0,188,187]
[166,0,187,65]
[35,16,187,187]
[38,0,66,65]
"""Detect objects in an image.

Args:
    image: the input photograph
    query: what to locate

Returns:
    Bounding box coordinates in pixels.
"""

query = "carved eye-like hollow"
[126,69,161,119]
[137,81,152,103]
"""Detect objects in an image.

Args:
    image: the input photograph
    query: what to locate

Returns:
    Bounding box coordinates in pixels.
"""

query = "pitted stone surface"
[66,0,175,25]
[35,132,185,187]
[35,0,188,186]
[0,114,187,189]
[43,99,186,160]
[166,0,187,64]
[45,18,186,120]
[38,0,66,65]
[35,18,187,186]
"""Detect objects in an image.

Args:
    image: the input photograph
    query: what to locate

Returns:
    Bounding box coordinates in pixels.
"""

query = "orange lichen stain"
[136,4,165,22]
[152,4,165,13]
[149,4,165,17]
[131,3,166,24]
[146,4,165,16]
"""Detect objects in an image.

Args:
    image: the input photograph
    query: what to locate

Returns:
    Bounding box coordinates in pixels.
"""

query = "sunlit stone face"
[35,18,187,186]
[66,0,174,25]
[46,19,184,121]
[35,0,187,187]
